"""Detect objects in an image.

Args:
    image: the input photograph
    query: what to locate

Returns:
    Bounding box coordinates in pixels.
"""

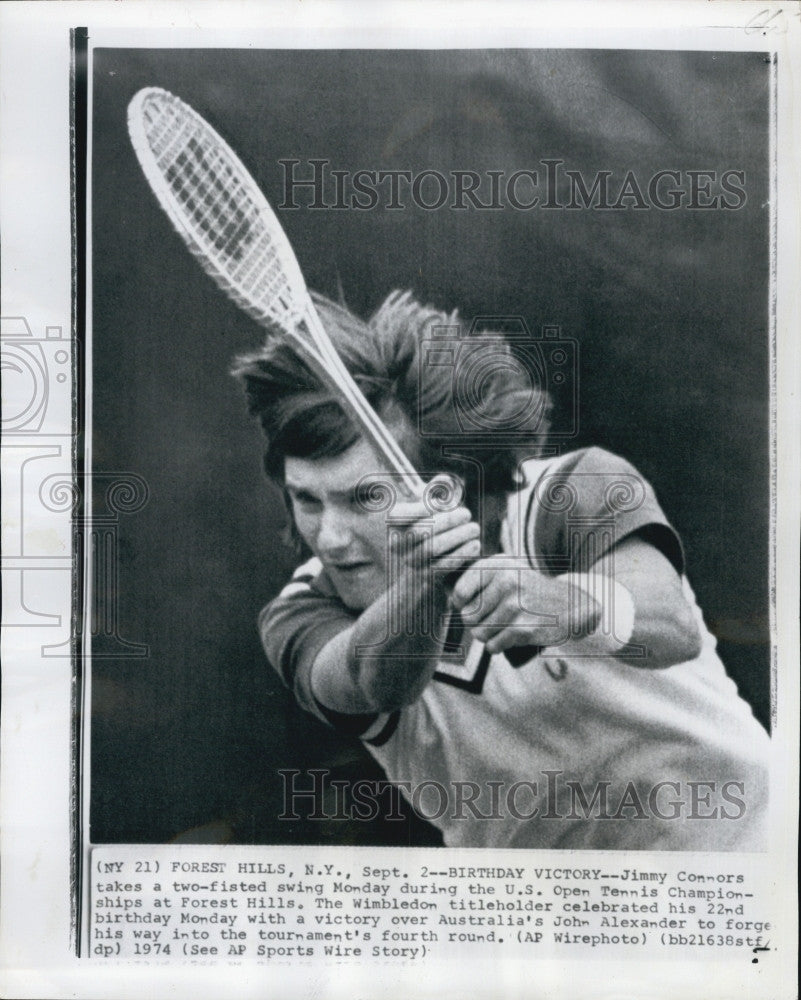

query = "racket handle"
[504,644,543,667]
[441,565,542,669]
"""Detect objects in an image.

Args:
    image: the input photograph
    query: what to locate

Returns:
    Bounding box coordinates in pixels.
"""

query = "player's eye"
[291,490,322,510]
[352,483,379,510]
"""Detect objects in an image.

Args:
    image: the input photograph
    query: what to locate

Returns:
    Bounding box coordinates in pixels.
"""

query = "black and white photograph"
[92,46,772,850]
[0,3,798,999]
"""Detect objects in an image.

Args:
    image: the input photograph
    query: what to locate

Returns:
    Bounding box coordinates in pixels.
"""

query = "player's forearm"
[570,538,703,668]
[311,568,451,713]
[625,580,702,668]
[553,582,700,667]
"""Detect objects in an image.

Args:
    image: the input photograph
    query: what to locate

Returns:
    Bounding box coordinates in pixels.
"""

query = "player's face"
[284,437,396,611]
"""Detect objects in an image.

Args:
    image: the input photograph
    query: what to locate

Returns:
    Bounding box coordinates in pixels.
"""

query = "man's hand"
[388,475,481,578]
[450,536,702,668]
[451,556,583,654]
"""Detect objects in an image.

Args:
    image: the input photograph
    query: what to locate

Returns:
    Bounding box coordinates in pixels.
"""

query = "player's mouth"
[330,560,373,575]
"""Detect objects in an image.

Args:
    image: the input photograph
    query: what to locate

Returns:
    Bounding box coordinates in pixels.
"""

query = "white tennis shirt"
[260,448,770,849]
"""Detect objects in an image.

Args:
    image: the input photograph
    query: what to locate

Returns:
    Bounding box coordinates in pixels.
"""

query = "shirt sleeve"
[526,447,685,574]
[258,559,382,736]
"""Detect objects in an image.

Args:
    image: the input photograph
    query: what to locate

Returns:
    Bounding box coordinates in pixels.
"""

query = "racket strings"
[147,101,254,249]
[131,88,422,493]
[141,93,297,322]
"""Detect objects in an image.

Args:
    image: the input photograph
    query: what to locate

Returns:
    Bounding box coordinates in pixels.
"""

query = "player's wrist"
[554,571,635,651]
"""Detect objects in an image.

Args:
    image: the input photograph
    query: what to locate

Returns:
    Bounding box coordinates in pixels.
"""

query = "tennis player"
[234,291,770,849]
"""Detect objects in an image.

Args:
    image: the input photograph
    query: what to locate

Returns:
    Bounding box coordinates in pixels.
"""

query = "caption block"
[89,847,773,965]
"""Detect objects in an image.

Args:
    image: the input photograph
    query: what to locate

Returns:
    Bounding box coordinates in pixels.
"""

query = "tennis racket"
[127,86,424,497]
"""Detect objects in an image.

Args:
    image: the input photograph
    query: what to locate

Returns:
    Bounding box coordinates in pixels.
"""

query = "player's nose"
[315,507,354,555]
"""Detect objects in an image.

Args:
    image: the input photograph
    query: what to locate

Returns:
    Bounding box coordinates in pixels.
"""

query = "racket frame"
[127,87,423,497]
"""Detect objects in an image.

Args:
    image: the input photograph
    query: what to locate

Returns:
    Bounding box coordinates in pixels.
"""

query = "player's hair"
[232,290,551,506]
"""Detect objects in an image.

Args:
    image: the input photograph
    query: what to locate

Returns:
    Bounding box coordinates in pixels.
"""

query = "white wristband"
[556,571,636,650]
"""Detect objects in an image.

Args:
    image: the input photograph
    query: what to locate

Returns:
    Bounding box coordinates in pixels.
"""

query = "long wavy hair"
[232,290,551,520]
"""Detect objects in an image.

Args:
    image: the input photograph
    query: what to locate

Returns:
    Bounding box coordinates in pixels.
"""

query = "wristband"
[556,571,636,650]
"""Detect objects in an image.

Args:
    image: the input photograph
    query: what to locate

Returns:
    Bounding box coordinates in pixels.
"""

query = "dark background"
[90,48,771,845]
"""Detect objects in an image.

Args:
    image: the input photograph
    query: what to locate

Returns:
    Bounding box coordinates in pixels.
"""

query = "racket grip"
[440,563,541,668]
[504,644,543,667]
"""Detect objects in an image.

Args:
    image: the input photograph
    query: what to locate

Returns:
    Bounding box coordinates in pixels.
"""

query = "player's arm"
[311,492,480,713]
[452,533,701,669]
[579,533,702,668]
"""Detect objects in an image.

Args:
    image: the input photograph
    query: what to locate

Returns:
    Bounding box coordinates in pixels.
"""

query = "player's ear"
[278,485,307,556]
